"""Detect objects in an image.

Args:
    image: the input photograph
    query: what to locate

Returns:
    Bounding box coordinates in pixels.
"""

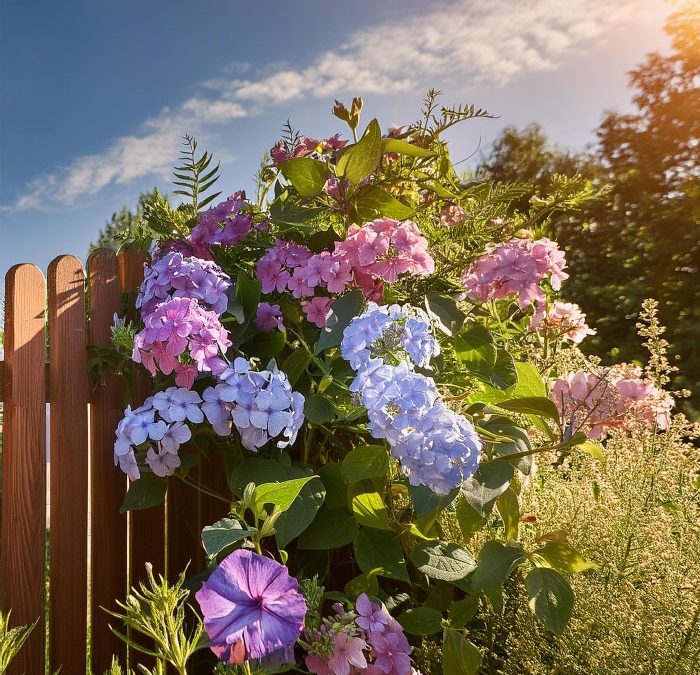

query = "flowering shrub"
[101,94,679,674]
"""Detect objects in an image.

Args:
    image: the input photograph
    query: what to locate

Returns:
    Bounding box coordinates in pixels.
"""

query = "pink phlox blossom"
[461,236,568,308]
[302,296,334,328]
[439,204,468,227]
[529,301,595,344]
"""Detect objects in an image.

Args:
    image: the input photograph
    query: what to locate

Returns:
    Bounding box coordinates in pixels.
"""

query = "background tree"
[90,189,159,252]
[479,4,700,412]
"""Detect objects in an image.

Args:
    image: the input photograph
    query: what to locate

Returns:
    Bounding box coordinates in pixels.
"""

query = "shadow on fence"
[0,247,226,674]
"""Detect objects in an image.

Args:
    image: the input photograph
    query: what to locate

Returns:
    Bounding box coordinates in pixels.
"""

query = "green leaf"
[455,498,486,536]
[201,518,253,558]
[275,477,325,548]
[298,507,358,550]
[425,294,465,336]
[471,362,546,404]
[354,528,409,581]
[240,330,285,361]
[316,290,365,353]
[305,394,336,424]
[496,396,560,422]
[279,157,328,196]
[531,541,599,573]
[353,185,415,220]
[319,463,348,510]
[442,628,482,675]
[381,137,435,158]
[411,541,477,582]
[410,484,459,532]
[575,439,605,461]
[526,567,574,635]
[281,349,312,385]
[336,119,382,184]
[397,607,443,635]
[471,540,526,591]
[252,476,317,514]
[449,596,479,629]
[341,445,390,483]
[232,269,261,336]
[496,487,520,541]
[491,349,518,389]
[461,460,514,515]
[120,474,167,513]
[352,492,392,531]
[344,571,379,599]
[454,324,496,365]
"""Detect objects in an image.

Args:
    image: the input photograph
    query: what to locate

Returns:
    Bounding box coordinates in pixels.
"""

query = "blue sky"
[0,0,671,288]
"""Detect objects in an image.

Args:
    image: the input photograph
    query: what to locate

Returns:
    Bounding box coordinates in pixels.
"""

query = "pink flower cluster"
[132,296,231,388]
[187,192,258,258]
[529,301,595,344]
[305,594,412,675]
[270,134,347,166]
[550,366,674,438]
[256,219,434,328]
[461,236,568,308]
[439,204,468,227]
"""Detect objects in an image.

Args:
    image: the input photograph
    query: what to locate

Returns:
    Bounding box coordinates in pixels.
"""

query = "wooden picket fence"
[0,248,226,675]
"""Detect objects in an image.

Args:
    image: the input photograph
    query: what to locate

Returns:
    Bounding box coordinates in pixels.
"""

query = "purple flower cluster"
[201,357,305,451]
[136,250,232,315]
[132,296,231,388]
[113,387,200,479]
[304,593,412,675]
[342,304,481,494]
[196,549,307,663]
[254,302,285,332]
[187,191,255,258]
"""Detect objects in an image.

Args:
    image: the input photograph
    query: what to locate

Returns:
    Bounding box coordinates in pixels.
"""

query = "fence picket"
[48,255,90,674]
[88,249,128,671]
[0,264,47,675]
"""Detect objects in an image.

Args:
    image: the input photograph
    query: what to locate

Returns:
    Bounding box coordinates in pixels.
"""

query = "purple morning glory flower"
[195,549,307,663]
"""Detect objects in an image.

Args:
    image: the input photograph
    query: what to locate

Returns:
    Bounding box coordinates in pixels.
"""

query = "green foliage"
[105,564,204,675]
[173,135,221,211]
[0,611,37,673]
[90,189,159,253]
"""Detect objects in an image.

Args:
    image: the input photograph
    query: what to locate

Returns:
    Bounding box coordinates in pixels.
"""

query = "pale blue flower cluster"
[114,358,305,479]
[342,304,481,494]
[201,357,305,452]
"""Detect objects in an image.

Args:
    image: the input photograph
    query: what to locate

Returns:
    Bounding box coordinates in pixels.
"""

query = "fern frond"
[172,135,221,212]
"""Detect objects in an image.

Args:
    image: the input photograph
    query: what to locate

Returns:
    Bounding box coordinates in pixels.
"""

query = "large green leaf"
[411,541,477,582]
[252,476,317,514]
[442,628,482,675]
[353,185,414,221]
[381,137,435,158]
[281,349,312,385]
[354,528,409,581]
[530,541,599,573]
[455,498,486,536]
[275,477,326,548]
[454,324,496,365]
[120,474,167,513]
[298,507,357,550]
[341,445,390,483]
[425,294,466,336]
[352,492,392,531]
[316,290,365,353]
[279,157,328,196]
[336,119,382,184]
[471,540,526,591]
[461,460,514,515]
[304,394,336,424]
[319,463,348,510]
[201,518,253,558]
[496,396,560,422]
[471,362,546,404]
[240,330,285,361]
[526,567,574,635]
[397,607,443,635]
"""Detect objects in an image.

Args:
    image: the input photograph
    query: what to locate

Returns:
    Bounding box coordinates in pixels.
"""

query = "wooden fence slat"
[48,255,89,674]
[88,249,128,672]
[0,264,47,675]
[117,246,165,579]
[167,474,203,579]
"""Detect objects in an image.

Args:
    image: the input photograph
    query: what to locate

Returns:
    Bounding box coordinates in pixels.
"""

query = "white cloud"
[13,0,654,209]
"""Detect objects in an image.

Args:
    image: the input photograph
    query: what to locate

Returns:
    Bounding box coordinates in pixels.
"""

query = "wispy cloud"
[13,0,649,210]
